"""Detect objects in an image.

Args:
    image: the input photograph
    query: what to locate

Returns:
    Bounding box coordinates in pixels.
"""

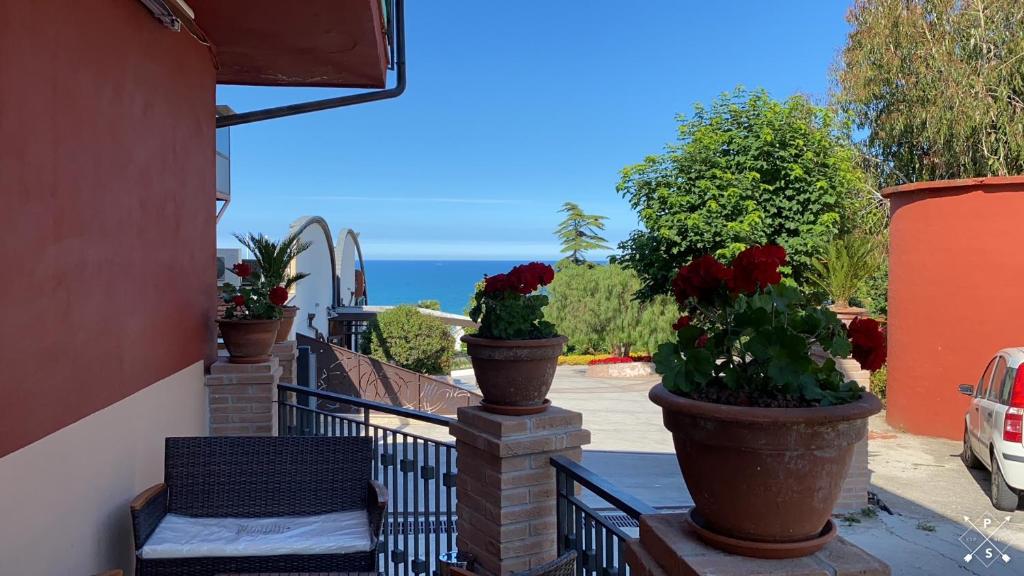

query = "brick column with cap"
[205,357,281,436]
[451,406,591,575]
[272,340,297,384]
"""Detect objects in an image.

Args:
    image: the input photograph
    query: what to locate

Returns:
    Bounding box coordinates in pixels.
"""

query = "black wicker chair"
[130,436,387,576]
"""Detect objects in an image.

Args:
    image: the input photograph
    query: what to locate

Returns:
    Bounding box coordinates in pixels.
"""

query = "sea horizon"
[364,259,557,315]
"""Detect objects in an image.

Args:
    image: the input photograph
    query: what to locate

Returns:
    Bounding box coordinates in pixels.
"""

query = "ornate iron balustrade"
[298,333,480,416]
[278,381,457,576]
[551,455,657,576]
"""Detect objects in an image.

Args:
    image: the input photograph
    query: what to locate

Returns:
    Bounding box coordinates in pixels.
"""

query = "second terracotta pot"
[461,335,567,414]
[275,306,298,342]
[650,384,882,557]
[218,318,281,364]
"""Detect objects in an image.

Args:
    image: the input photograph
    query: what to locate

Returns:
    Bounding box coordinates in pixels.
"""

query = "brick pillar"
[835,356,872,511]
[205,357,281,436]
[272,340,297,384]
[451,406,591,576]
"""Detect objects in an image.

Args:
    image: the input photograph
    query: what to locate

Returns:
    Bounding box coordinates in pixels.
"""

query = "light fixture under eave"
[137,0,195,31]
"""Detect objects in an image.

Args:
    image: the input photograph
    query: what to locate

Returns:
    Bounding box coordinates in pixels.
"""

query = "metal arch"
[288,216,340,307]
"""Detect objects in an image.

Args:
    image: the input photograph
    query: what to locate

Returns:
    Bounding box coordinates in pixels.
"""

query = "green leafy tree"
[835,0,1024,185]
[555,202,610,266]
[417,299,441,311]
[618,88,872,300]
[363,306,454,374]
[544,263,677,355]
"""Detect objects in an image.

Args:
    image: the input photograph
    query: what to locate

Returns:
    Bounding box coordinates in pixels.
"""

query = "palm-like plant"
[234,231,312,293]
[809,235,883,309]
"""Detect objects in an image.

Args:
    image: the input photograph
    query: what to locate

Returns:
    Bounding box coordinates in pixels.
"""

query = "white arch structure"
[336,227,367,307]
[287,216,343,340]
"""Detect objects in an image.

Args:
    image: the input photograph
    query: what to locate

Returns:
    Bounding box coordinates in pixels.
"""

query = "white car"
[960,348,1024,511]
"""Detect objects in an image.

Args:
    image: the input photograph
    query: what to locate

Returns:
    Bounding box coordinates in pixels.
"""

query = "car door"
[972,357,997,458]
[980,356,1009,465]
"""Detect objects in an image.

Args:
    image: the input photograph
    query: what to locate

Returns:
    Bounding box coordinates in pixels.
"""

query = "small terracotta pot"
[829,304,867,326]
[650,384,882,558]
[275,306,298,342]
[461,335,567,415]
[218,318,281,364]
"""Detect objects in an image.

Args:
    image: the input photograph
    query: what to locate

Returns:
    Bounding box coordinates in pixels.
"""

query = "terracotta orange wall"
[885,177,1024,439]
[0,0,216,458]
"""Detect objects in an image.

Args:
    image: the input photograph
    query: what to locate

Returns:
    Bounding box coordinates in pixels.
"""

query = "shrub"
[363,305,453,374]
[618,88,873,299]
[870,364,887,404]
[417,299,441,311]
[544,263,677,356]
[809,235,884,308]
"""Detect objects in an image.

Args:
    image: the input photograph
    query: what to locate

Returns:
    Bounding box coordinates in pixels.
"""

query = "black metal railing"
[552,456,656,576]
[278,377,457,576]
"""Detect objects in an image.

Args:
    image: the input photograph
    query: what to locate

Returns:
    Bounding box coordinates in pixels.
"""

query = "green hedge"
[363,305,453,374]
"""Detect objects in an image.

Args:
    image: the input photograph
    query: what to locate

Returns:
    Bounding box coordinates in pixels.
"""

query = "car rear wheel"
[962,426,982,469]
[990,457,1020,512]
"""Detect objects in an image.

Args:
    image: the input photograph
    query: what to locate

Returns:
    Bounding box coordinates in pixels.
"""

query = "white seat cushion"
[138,510,373,559]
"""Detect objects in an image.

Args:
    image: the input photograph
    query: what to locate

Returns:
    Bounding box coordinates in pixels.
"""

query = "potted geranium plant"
[218,262,287,363]
[651,245,885,558]
[234,231,311,342]
[463,262,564,414]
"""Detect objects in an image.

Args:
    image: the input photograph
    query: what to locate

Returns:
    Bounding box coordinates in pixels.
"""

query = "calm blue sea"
[364,260,552,314]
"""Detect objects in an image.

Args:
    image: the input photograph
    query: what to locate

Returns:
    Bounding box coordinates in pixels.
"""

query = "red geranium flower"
[232,262,252,279]
[846,317,887,371]
[486,262,556,295]
[484,273,512,294]
[728,244,786,295]
[695,334,709,348]
[269,286,289,306]
[672,255,732,304]
[671,315,691,330]
[232,295,246,307]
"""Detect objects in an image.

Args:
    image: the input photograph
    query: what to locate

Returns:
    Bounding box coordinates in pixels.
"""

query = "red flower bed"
[588,355,653,366]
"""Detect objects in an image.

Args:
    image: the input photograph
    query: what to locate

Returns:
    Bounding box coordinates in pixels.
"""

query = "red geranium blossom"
[232,262,252,279]
[484,273,512,294]
[672,255,732,304]
[672,315,691,330]
[269,286,289,306]
[588,357,635,365]
[232,295,246,307]
[846,317,887,371]
[695,334,709,348]
[485,262,555,295]
[729,244,786,295]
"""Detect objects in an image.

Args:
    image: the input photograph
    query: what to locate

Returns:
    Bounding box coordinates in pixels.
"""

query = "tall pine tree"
[555,202,610,266]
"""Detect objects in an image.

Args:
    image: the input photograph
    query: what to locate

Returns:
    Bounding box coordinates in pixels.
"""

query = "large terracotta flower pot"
[461,335,567,415]
[218,319,281,364]
[275,305,298,342]
[650,384,882,558]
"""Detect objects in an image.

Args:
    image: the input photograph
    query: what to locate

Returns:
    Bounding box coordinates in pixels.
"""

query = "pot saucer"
[686,509,837,559]
[480,398,551,415]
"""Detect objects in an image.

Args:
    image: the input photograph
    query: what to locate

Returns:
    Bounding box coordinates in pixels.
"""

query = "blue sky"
[217,1,852,260]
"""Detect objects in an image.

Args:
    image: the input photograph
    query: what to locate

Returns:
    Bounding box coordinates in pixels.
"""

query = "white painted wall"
[0,361,206,575]
[290,218,335,340]
[337,228,359,306]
